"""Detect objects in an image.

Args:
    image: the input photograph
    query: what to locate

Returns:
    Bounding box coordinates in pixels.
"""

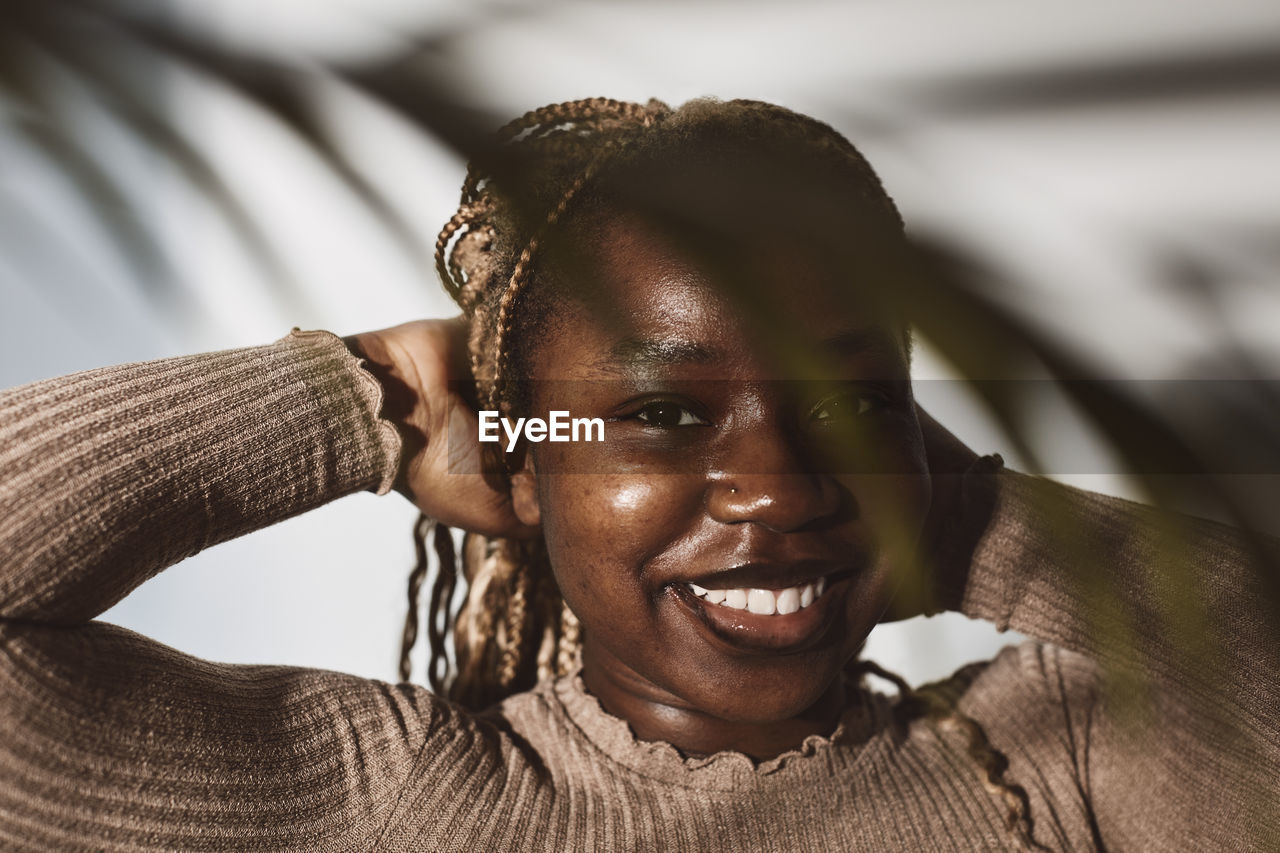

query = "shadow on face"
[507,211,932,725]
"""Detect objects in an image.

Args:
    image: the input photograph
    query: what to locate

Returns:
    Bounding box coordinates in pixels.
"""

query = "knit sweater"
[1,329,1276,852]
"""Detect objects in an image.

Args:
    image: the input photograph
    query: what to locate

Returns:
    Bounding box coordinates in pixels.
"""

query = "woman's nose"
[705,427,843,532]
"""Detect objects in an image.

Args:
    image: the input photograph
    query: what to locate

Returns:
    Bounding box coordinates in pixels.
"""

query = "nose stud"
[729,487,738,494]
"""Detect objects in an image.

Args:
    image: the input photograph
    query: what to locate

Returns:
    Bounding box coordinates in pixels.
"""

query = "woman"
[1,97,1276,851]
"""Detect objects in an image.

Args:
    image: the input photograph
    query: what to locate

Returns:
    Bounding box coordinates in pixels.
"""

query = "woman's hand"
[892,405,994,618]
[346,317,539,539]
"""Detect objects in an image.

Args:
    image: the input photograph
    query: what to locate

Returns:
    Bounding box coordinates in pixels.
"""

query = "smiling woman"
[497,207,929,753]
[2,97,1279,852]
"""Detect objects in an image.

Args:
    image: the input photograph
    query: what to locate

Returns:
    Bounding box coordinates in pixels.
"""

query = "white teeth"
[685,578,830,614]
[776,587,800,615]
[747,589,776,615]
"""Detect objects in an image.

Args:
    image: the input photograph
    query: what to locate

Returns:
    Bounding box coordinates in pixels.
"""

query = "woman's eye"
[632,402,708,428]
[810,391,883,423]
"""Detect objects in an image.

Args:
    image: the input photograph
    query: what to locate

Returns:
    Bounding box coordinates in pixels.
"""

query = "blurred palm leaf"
[0,0,513,314]
[2,0,1277,670]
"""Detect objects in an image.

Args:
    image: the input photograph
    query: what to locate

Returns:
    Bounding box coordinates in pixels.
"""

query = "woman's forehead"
[536,213,906,374]
[535,268,906,381]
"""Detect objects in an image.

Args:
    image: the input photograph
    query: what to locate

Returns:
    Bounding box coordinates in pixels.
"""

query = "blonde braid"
[497,541,533,688]
[423,522,458,693]
[556,602,582,678]
[450,537,504,707]
[398,514,433,683]
[495,97,666,144]
[433,207,470,300]
[399,99,673,711]
[490,166,600,409]
[533,572,562,683]
[852,659,1046,851]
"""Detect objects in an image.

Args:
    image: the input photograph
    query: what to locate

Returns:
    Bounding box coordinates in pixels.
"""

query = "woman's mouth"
[668,570,850,654]
[685,576,826,615]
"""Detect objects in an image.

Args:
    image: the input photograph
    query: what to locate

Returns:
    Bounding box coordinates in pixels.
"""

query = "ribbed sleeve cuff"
[283,327,402,496]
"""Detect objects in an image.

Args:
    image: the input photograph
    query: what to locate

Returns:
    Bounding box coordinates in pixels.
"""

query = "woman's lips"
[668,571,850,654]
[688,576,827,615]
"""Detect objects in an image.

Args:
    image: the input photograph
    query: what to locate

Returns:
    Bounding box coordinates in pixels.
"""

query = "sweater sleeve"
[0,331,458,851]
[955,463,1280,849]
[0,328,401,625]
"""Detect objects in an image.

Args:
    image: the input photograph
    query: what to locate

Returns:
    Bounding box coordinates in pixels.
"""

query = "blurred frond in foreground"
[2,0,1277,714]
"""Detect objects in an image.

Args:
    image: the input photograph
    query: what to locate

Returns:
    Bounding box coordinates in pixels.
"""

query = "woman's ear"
[509,449,541,527]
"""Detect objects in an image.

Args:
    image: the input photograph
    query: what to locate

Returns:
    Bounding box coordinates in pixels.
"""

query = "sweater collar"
[543,661,884,790]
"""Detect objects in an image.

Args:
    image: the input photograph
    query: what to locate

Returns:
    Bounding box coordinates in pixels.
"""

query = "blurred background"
[2,0,1277,686]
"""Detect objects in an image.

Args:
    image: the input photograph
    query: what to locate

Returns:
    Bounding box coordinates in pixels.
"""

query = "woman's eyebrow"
[598,337,721,370]
[821,328,903,361]
[587,329,902,375]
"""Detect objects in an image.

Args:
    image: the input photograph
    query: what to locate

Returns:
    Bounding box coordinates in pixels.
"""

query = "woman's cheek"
[860,420,931,539]
[538,473,686,579]
[846,470,932,617]
[848,471,931,550]
[604,480,662,516]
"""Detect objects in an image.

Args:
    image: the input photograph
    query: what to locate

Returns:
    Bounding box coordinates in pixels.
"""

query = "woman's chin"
[672,653,851,728]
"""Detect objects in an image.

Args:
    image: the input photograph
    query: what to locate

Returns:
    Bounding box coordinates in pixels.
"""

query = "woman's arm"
[0,329,399,624]
[953,461,1280,731]
[911,406,1279,713]
[0,327,399,622]
[0,325,523,850]
[933,432,1280,848]
[0,319,531,625]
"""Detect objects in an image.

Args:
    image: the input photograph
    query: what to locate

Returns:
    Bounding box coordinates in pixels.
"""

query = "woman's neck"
[579,640,849,761]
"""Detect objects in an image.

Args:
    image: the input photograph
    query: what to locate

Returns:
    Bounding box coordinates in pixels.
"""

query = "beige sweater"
[0,329,1276,852]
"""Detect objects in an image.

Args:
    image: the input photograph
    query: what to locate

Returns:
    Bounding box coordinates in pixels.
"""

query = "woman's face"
[512,215,931,727]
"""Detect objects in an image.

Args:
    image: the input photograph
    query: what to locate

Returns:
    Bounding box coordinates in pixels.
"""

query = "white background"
[3,0,1278,688]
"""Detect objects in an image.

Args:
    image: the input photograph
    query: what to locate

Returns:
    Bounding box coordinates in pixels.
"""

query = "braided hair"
[398,96,1040,847]
[404,97,674,710]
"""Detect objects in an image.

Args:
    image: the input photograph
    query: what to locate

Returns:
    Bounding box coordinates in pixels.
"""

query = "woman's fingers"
[411,392,540,539]
[879,404,984,622]
[352,317,539,540]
